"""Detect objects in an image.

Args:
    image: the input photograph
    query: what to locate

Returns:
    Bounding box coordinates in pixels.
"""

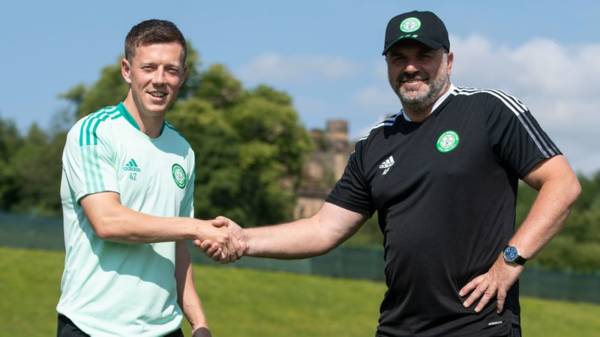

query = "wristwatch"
[503,245,527,265]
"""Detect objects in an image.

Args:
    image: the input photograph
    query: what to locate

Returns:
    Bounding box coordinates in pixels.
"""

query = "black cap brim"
[382,36,445,55]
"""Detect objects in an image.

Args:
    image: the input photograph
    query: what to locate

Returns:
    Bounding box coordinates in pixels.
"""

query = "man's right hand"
[196,216,247,263]
[192,218,230,261]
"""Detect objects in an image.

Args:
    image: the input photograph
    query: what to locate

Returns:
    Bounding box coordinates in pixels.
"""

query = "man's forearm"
[90,204,200,243]
[198,203,366,262]
[245,218,336,258]
[510,172,580,259]
[245,204,366,259]
[81,192,226,244]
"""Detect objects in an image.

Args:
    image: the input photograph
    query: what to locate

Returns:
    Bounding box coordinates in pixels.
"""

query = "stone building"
[294,120,352,218]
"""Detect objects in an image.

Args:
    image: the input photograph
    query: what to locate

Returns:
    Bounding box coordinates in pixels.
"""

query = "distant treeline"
[0,45,598,272]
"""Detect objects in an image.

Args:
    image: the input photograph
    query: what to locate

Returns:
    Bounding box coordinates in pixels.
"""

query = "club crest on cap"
[383,11,450,55]
[400,17,421,33]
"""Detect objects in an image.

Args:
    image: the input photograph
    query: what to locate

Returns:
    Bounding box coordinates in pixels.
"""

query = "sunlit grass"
[1,247,598,337]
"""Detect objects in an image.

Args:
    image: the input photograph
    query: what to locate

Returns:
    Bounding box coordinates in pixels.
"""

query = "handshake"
[194,216,247,263]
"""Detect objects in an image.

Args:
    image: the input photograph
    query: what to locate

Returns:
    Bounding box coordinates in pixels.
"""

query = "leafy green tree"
[169,98,244,221]
[77,62,128,119]
[248,84,293,106]
[9,124,63,214]
[573,173,600,212]
[179,44,203,99]
[194,64,243,109]
[169,64,312,227]
[221,86,311,225]
[0,118,22,210]
[227,93,312,187]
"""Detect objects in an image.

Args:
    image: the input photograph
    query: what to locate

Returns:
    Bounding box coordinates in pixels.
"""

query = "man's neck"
[123,92,164,138]
[402,82,452,123]
[403,103,435,123]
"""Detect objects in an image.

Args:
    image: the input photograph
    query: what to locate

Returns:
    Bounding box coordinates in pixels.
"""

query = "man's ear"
[446,51,454,76]
[181,65,189,83]
[121,58,132,84]
[177,65,189,89]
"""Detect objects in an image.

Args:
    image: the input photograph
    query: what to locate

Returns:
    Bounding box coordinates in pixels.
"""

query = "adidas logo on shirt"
[123,159,141,181]
[123,159,141,172]
[378,155,395,175]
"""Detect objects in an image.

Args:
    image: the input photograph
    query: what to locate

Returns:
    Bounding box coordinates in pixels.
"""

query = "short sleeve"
[326,141,375,216]
[484,91,562,178]
[62,122,120,202]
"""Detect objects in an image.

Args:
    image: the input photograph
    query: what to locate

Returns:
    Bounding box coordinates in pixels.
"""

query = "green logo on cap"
[400,17,421,33]
[436,130,460,153]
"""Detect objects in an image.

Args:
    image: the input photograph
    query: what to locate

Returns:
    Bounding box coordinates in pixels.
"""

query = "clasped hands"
[195,216,246,263]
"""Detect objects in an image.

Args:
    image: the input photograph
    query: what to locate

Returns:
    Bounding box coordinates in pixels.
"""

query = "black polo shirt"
[327,85,560,337]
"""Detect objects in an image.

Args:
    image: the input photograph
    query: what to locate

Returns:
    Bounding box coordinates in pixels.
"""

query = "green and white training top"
[57,102,195,337]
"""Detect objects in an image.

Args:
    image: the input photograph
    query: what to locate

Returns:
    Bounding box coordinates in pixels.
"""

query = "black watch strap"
[513,254,527,265]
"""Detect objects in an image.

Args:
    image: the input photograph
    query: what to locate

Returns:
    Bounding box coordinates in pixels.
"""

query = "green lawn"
[1,247,599,337]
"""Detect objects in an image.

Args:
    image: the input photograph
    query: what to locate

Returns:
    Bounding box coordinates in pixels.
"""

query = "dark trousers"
[57,314,184,337]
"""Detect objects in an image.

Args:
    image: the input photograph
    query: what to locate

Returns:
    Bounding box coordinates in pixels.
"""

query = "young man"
[204,11,581,337]
[57,20,238,337]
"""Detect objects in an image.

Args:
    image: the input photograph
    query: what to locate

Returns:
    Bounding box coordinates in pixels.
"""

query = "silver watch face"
[504,246,519,262]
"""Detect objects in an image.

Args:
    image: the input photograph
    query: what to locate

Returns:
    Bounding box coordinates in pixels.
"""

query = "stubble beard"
[397,73,449,114]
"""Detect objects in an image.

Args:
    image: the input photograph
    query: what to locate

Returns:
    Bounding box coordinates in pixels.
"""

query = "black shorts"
[493,323,522,337]
[509,324,522,337]
[57,314,184,337]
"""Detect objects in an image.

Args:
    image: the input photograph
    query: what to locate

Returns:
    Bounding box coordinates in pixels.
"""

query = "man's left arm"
[459,155,581,313]
[176,241,212,337]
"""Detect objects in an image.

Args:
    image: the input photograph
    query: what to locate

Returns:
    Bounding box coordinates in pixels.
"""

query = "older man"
[206,10,580,337]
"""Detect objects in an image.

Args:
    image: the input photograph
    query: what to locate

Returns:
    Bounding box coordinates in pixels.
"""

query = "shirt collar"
[400,83,456,122]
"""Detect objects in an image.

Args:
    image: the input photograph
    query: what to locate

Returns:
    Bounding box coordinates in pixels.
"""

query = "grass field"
[1,247,599,337]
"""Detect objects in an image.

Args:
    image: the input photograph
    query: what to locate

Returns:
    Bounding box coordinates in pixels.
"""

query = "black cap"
[382,11,450,55]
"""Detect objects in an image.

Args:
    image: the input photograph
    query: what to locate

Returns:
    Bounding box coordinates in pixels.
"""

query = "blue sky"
[1,0,599,174]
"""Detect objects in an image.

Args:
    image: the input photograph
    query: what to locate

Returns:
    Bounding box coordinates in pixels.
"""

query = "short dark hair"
[125,19,187,63]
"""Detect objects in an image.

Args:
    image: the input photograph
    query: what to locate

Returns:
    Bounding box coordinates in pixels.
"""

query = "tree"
[194,64,243,109]
[222,93,312,225]
[168,98,244,221]
[77,62,129,119]
[169,63,312,227]
[8,124,63,214]
[0,118,22,210]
